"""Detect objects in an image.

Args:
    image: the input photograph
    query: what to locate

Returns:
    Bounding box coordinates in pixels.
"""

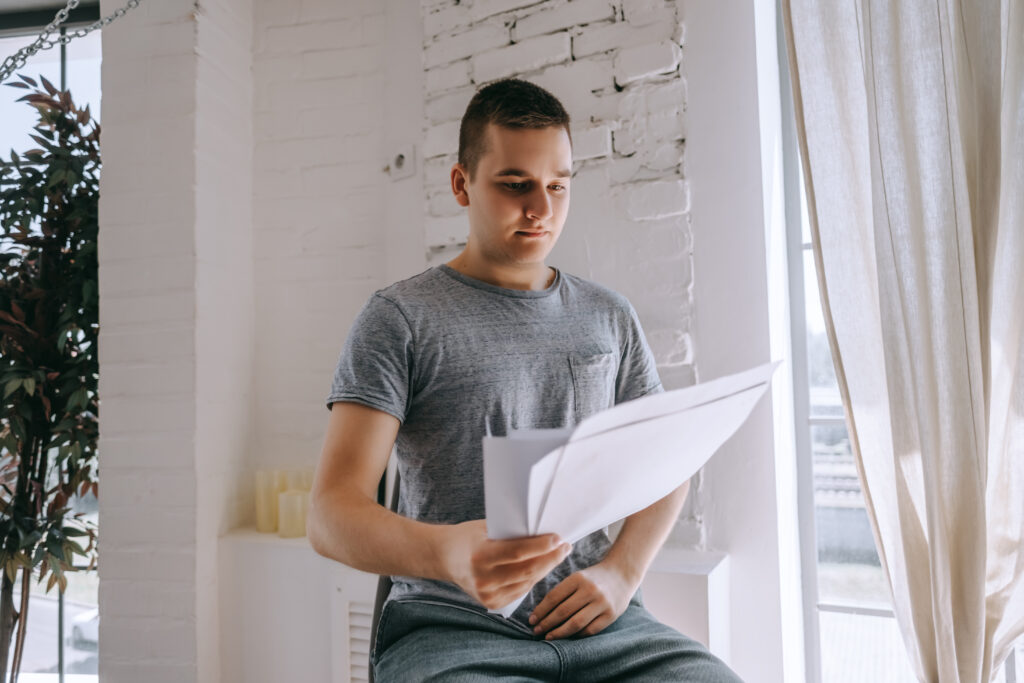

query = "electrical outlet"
[385,144,416,180]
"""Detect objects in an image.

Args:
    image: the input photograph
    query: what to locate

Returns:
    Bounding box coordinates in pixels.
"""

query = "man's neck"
[446,253,554,291]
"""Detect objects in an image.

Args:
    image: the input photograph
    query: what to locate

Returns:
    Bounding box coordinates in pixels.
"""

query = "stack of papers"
[482,360,781,616]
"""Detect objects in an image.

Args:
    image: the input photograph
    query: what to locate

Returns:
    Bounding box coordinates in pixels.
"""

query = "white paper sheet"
[481,360,781,617]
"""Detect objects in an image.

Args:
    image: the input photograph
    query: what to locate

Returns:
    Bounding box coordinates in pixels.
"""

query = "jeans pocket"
[569,350,617,421]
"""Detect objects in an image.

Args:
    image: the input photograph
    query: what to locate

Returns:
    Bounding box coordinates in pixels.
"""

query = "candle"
[273,469,289,495]
[254,469,278,533]
[278,489,309,538]
[301,467,315,491]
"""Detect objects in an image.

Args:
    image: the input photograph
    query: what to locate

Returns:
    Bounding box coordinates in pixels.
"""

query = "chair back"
[367,469,401,683]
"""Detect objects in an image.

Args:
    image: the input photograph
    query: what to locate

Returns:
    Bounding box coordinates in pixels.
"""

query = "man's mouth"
[515,230,548,237]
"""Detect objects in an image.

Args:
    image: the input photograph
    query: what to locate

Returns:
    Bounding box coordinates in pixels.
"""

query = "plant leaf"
[39,75,57,96]
[3,379,21,399]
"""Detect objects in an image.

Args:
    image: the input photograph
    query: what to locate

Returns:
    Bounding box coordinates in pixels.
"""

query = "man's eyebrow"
[494,167,572,179]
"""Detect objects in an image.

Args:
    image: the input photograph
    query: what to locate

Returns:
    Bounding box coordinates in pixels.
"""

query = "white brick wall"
[100,0,257,679]
[98,0,201,680]
[513,0,616,41]
[420,0,700,544]
[471,32,572,82]
[251,0,396,481]
[105,0,422,678]
[194,0,255,680]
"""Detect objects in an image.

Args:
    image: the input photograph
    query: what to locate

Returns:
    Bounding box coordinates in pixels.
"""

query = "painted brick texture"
[421,0,694,391]
[420,0,699,543]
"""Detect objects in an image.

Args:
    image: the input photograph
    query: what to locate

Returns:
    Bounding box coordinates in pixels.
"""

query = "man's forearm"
[601,479,691,585]
[308,487,452,582]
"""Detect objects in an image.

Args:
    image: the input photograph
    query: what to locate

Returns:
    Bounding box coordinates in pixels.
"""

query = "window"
[788,156,919,682]
[0,8,101,680]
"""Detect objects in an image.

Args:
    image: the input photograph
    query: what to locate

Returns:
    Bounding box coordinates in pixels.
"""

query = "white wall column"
[683,0,788,679]
[98,0,254,680]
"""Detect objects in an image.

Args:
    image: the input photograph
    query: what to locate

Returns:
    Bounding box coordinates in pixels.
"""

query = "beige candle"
[254,469,278,533]
[300,467,315,491]
[278,490,309,538]
[273,469,289,495]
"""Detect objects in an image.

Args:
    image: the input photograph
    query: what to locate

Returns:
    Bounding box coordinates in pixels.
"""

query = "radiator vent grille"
[349,601,373,683]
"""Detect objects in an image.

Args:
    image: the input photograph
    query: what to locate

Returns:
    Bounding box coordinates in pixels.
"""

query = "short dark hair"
[458,78,572,182]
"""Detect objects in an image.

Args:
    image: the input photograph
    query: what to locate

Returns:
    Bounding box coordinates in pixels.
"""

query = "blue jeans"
[372,595,745,682]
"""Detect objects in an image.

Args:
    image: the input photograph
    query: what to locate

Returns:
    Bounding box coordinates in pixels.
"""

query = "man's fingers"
[479,542,569,583]
[473,543,570,601]
[545,602,603,640]
[481,534,565,566]
[534,583,590,634]
[478,577,535,611]
[579,613,614,637]
[530,574,579,626]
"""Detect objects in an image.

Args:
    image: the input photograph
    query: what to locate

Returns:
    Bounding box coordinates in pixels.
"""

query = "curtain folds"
[781,1,1024,681]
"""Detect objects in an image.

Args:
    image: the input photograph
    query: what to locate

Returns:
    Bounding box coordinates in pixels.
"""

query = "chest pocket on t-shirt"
[569,350,617,422]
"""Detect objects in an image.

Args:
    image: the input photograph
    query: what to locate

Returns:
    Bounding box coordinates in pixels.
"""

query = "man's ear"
[451,163,471,207]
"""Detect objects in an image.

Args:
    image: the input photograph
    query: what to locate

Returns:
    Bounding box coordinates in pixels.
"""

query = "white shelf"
[220,525,316,548]
[649,546,728,575]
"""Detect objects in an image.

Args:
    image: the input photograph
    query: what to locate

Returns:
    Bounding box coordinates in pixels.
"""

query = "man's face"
[452,123,572,268]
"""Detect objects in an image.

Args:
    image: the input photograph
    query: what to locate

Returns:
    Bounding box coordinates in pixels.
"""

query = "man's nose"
[524,188,554,222]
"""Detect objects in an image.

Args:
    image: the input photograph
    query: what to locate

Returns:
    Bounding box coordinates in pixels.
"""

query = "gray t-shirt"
[325,264,663,628]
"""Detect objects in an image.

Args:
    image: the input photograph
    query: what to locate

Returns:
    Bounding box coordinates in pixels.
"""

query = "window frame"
[0,2,100,37]
[775,4,822,678]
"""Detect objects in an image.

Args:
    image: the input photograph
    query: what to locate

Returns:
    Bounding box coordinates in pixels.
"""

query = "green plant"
[0,74,100,680]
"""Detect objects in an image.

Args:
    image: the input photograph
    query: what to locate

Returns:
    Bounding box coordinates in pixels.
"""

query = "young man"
[309,78,742,682]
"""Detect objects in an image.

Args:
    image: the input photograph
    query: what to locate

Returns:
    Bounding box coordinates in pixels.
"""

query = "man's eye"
[502,182,567,192]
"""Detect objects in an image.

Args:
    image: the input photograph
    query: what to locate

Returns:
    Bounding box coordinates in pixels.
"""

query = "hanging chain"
[0,0,142,85]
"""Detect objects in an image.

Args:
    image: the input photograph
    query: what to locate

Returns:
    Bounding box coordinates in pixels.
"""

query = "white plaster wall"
[683,0,789,680]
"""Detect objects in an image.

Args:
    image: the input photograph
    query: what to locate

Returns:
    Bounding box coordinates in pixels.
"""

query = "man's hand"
[442,520,572,611]
[528,560,638,640]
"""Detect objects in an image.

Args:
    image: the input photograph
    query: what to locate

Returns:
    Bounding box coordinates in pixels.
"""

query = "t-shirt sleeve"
[615,301,664,404]
[325,293,413,423]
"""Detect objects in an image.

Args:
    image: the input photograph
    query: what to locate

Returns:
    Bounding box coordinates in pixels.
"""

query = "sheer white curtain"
[781,1,1023,681]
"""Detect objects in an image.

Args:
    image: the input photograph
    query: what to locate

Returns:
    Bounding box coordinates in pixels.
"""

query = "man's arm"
[307,401,450,579]
[528,479,691,639]
[307,401,573,610]
[600,478,691,586]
